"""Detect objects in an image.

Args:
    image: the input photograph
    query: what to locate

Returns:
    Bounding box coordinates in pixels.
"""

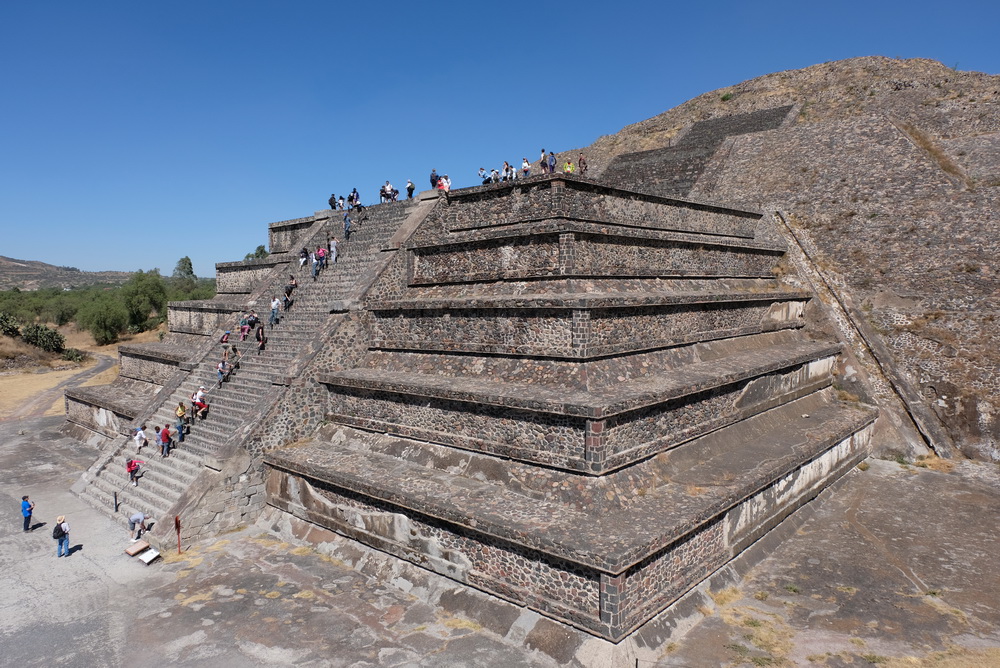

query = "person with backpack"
[406,179,415,199]
[53,515,70,557]
[548,151,556,174]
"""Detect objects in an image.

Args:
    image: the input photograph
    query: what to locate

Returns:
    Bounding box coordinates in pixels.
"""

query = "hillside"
[0,256,132,290]
[578,57,999,461]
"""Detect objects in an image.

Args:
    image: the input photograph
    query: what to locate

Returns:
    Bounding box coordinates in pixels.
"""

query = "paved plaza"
[3,415,1000,667]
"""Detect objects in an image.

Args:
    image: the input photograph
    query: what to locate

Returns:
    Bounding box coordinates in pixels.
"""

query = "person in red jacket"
[126,458,144,487]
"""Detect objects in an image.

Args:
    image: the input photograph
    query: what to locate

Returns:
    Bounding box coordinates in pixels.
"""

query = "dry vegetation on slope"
[581,57,1000,459]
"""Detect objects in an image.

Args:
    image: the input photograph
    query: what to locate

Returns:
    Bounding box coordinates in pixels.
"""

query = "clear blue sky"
[2,1,997,278]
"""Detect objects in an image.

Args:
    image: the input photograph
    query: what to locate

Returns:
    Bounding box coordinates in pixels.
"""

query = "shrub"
[721,92,734,101]
[0,311,20,337]
[62,348,87,362]
[21,323,66,353]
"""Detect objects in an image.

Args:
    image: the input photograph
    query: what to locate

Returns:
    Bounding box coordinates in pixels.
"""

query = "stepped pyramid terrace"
[67,162,876,640]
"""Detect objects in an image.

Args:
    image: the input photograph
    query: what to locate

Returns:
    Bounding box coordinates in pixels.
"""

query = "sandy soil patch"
[0,358,99,418]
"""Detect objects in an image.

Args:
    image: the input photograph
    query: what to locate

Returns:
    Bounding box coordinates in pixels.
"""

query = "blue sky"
[2,1,997,279]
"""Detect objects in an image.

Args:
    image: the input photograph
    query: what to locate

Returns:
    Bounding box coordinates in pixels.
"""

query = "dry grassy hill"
[0,256,132,290]
[574,57,999,460]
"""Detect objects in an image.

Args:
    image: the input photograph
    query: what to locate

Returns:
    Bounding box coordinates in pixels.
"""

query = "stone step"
[320,338,840,473]
[265,390,875,639]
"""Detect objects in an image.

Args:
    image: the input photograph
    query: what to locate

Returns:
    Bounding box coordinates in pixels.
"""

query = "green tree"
[120,270,168,330]
[244,245,269,261]
[172,256,196,281]
[77,294,129,345]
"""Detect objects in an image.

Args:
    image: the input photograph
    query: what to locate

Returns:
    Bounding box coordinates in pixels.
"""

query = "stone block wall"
[369,298,805,358]
[265,421,872,640]
[167,300,244,336]
[119,352,179,386]
[268,216,315,254]
[216,258,289,295]
[65,396,133,439]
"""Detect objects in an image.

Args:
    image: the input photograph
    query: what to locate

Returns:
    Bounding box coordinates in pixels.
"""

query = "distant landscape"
[0,255,133,290]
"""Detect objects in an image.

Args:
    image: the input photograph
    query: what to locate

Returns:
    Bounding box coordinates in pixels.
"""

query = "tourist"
[539,148,547,173]
[191,387,208,419]
[329,237,338,264]
[53,515,70,557]
[133,425,148,452]
[343,212,352,241]
[238,313,250,341]
[578,153,588,174]
[522,157,531,178]
[255,323,267,354]
[316,246,327,271]
[440,175,451,192]
[247,311,260,330]
[328,193,337,210]
[126,457,144,486]
[270,296,280,327]
[563,160,575,174]
[350,188,361,210]
[429,169,439,189]
[406,179,415,199]
[490,168,500,184]
[217,359,229,387]
[159,424,172,457]
[548,151,556,174]
[21,495,34,532]
[478,167,489,185]
[220,331,232,361]
[175,402,186,441]
[338,195,345,211]
[298,247,308,271]
[128,512,151,542]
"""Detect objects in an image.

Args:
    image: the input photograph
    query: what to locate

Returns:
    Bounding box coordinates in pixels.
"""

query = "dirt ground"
[0,325,161,420]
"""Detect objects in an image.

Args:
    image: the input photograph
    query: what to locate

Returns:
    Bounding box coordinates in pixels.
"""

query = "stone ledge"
[445,172,764,222]
[265,392,876,576]
[367,290,810,312]
[215,257,290,270]
[117,342,193,364]
[168,298,246,311]
[407,219,775,251]
[65,385,147,418]
[320,340,840,419]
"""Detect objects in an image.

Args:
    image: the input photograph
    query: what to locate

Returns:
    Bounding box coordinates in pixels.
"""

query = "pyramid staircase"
[73,198,427,538]
[263,175,877,640]
[601,105,794,197]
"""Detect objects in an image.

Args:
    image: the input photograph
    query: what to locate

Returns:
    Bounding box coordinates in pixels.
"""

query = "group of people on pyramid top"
[379,179,416,202]
[328,188,364,212]
[478,149,587,185]
[428,170,451,192]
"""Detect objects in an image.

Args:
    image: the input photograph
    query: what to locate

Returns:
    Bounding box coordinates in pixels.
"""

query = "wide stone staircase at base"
[75,198,426,539]
[262,176,877,641]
